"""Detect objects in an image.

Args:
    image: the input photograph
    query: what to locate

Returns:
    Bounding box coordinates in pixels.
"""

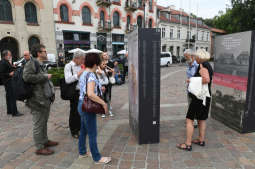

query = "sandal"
[95,157,111,164]
[177,143,192,151]
[192,139,205,146]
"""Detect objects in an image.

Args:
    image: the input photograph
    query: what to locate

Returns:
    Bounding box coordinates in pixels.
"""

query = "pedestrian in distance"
[78,53,111,164]
[23,44,58,155]
[64,51,85,138]
[0,50,23,117]
[177,49,213,151]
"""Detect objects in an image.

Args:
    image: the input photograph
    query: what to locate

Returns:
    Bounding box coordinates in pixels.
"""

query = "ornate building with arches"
[53,0,157,57]
[0,0,57,60]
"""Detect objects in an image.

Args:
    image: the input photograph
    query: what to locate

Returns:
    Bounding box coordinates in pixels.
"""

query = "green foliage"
[205,0,255,34]
[47,68,64,86]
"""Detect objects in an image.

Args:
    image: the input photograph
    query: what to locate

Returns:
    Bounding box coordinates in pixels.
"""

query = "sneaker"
[109,111,114,117]
[101,114,106,118]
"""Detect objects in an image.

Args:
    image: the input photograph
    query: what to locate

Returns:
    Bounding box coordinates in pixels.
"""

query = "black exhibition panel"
[128,28,161,144]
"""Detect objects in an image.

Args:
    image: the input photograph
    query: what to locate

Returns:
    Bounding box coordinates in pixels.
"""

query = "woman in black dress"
[177,49,213,151]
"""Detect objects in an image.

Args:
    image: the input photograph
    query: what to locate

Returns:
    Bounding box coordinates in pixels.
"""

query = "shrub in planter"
[48,68,64,86]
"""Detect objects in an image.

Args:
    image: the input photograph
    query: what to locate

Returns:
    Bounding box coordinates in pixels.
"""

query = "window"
[138,0,143,8]
[170,28,173,39]
[149,19,152,28]
[202,31,204,41]
[113,11,120,27]
[169,46,174,53]
[161,28,165,39]
[182,16,188,23]
[172,15,179,21]
[149,0,153,11]
[137,15,143,28]
[25,2,37,23]
[127,15,131,29]
[196,31,199,40]
[0,0,13,21]
[198,20,202,25]
[206,47,208,51]
[100,11,105,27]
[162,45,166,52]
[177,29,181,39]
[82,7,91,24]
[112,34,124,42]
[28,36,40,51]
[187,30,191,39]
[207,32,210,41]
[60,5,69,22]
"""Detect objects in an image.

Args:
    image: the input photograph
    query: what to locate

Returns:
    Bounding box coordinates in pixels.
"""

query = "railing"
[98,20,112,31]
[96,0,112,6]
[125,0,137,11]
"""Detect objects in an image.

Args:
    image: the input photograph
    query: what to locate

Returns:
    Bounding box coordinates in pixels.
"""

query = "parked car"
[160,52,172,67]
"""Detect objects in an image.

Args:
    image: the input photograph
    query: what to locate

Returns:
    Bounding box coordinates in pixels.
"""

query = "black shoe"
[12,113,24,117]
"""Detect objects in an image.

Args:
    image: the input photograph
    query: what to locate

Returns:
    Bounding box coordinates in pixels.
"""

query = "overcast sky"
[157,0,231,19]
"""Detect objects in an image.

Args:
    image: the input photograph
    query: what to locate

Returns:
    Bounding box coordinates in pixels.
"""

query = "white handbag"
[188,77,210,106]
[109,76,116,84]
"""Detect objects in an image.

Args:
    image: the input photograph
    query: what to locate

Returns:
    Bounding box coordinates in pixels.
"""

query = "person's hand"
[101,86,106,93]
[102,103,108,115]
[48,74,52,79]
[78,69,85,77]
[9,71,14,76]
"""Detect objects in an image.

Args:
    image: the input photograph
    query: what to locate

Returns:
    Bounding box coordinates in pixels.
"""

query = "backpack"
[13,59,40,101]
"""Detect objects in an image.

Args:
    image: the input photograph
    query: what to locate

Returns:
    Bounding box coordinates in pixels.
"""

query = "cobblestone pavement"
[0,65,255,169]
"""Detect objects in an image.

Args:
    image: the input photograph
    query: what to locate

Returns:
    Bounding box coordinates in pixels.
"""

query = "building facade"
[0,0,57,60]
[157,5,211,57]
[53,0,157,58]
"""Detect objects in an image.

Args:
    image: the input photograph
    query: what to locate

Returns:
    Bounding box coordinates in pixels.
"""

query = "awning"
[112,42,125,45]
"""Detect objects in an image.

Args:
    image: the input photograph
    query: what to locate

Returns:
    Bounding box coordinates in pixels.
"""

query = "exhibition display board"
[212,31,255,133]
[128,28,161,144]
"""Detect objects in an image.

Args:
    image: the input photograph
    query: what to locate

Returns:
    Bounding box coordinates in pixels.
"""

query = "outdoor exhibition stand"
[212,31,255,133]
[128,28,161,144]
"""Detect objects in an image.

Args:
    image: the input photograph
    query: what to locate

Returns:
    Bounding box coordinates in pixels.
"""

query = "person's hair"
[184,49,195,55]
[195,49,210,60]
[73,51,85,59]
[85,53,101,68]
[31,44,45,58]
[1,50,10,59]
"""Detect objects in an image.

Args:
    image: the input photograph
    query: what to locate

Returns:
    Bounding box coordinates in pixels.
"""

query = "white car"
[160,52,172,67]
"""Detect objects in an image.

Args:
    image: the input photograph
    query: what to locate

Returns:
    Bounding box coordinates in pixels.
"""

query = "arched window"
[149,0,153,10]
[60,4,68,22]
[25,2,37,23]
[113,11,120,27]
[149,19,153,28]
[0,0,13,21]
[82,6,91,24]
[127,15,130,28]
[100,11,105,27]
[28,36,40,51]
[137,15,143,28]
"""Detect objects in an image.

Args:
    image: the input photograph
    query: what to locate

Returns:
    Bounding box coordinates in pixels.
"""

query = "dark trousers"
[69,91,80,135]
[4,79,18,115]
[122,66,128,82]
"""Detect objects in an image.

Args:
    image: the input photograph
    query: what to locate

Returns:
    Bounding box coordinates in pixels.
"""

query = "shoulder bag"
[82,72,105,114]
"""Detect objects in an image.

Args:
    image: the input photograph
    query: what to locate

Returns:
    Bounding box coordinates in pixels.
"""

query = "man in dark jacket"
[23,44,58,155]
[0,50,23,117]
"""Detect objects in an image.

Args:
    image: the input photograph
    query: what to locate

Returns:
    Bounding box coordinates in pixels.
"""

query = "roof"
[210,28,226,34]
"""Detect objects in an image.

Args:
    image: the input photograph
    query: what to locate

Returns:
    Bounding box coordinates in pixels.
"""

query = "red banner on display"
[213,72,248,91]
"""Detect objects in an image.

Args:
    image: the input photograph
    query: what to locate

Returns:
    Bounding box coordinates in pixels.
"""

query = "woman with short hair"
[177,49,213,151]
[78,53,111,164]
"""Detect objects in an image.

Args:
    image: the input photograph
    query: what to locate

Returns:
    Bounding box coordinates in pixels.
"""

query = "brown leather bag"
[82,72,105,114]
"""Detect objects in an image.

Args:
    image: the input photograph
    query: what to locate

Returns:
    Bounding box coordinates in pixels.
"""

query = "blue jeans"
[78,100,101,161]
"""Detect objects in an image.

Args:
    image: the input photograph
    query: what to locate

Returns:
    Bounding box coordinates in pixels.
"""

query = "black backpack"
[13,60,40,101]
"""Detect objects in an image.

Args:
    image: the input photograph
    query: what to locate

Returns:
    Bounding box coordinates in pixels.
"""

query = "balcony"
[125,1,138,11]
[96,0,111,7]
[98,20,112,32]
[126,24,136,33]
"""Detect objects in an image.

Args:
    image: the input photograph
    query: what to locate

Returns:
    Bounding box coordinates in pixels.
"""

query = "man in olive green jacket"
[23,44,58,155]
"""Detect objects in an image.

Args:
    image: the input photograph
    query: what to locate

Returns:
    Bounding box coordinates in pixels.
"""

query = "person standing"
[122,53,128,83]
[184,49,199,128]
[23,44,58,155]
[78,53,111,164]
[0,50,23,117]
[177,49,213,151]
[64,51,85,138]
